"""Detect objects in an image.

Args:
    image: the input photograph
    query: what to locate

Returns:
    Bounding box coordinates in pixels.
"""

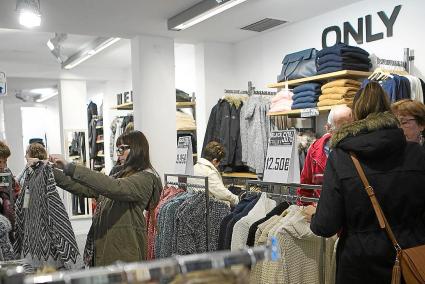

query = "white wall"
[195,42,236,153]
[0,99,5,140]
[175,43,196,95]
[2,96,25,174]
[132,35,176,179]
[234,0,425,89]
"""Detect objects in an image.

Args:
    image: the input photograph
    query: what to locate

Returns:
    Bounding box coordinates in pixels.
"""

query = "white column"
[131,35,176,179]
[194,42,236,154]
[58,79,92,235]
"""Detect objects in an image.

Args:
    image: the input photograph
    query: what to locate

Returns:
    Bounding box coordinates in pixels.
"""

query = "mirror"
[64,129,92,217]
[0,72,7,96]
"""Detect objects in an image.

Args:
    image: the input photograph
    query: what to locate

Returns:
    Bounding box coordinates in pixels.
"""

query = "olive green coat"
[53,165,162,266]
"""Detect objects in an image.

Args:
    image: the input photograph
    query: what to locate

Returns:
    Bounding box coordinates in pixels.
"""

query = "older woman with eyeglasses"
[391,99,425,144]
[49,131,162,267]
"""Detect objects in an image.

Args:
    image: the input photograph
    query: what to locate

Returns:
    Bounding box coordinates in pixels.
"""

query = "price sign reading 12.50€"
[175,136,193,175]
[263,130,300,184]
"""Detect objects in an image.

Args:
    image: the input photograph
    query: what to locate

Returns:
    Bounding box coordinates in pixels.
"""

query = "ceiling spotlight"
[168,0,249,31]
[16,0,41,28]
[47,33,67,63]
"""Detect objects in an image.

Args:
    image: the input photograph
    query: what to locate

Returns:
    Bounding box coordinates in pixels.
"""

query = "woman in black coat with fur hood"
[305,82,425,283]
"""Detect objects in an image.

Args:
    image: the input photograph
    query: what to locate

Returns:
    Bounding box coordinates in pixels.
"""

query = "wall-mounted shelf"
[177,127,197,132]
[267,70,372,88]
[221,172,258,179]
[112,102,133,110]
[268,105,338,117]
[176,101,196,108]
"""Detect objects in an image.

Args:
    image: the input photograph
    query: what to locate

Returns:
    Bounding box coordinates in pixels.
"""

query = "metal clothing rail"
[375,47,415,73]
[246,179,327,284]
[19,245,277,284]
[164,174,210,252]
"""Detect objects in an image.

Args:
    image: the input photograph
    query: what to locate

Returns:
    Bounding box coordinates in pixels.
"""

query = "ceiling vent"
[241,18,287,32]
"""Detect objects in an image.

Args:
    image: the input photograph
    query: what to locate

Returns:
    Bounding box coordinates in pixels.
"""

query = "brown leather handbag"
[350,152,425,284]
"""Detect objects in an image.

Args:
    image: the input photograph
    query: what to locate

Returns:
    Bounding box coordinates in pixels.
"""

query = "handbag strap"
[349,152,402,252]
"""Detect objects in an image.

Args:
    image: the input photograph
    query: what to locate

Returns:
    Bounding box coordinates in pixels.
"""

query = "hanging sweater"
[0,214,14,261]
[13,163,80,269]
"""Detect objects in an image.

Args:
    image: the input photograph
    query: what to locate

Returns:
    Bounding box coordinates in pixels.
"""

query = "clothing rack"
[375,47,414,73]
[225,81,277,97]
[245,180,321,204]
[17,245,277,284]
[164,174,211,251]
[245,179,326,284]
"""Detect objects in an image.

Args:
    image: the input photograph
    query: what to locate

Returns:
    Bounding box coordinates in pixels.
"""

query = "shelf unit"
[268,105,335,117]
[176,97,197,163]
[111,102,133,110]
[267,70,372,88]
[266,70,372,131]
[221,172,258,179]
[96,139,104,144]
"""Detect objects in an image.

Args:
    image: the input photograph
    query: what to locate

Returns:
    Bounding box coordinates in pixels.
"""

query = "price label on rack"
[263,130,300,183]
[300,107,319,118]
[175,136,194,175]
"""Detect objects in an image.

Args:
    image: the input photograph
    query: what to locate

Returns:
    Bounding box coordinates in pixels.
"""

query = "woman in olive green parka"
[51,131,162,267]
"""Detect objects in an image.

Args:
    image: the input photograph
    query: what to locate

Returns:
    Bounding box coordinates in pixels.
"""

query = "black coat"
[202,98,243,171]
[311,112,425,284]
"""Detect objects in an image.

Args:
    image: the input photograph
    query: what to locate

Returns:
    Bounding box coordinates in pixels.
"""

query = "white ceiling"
[0,0,364,93]
[0,0,364,42]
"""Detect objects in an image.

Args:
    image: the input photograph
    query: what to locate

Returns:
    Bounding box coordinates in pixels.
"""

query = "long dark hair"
[116,131,155,178]
[353,81,391,121]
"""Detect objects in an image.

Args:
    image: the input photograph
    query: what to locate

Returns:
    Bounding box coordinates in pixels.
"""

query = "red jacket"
[297,133,331,202]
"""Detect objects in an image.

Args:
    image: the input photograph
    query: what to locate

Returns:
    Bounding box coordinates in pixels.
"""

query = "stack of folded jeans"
[317,43,371,75]
[318,79,361,107]
[291,83,321,109]
[269,89,293,113]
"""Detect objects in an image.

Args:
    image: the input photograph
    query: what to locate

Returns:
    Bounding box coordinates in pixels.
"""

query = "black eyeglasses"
[116,145,130,155]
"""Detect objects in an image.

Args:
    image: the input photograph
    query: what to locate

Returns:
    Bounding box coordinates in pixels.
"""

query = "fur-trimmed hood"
[331,111,406,158]
[222,94,247,109]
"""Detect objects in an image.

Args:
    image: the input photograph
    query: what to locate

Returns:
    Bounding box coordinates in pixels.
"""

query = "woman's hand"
[302,205,317,223]
[49,154,68,170]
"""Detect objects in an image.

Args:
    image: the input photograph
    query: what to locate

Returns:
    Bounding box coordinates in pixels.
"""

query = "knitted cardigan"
[13,163,80,269]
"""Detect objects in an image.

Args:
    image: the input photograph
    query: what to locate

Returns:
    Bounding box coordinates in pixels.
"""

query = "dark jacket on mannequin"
[310,111,425,284]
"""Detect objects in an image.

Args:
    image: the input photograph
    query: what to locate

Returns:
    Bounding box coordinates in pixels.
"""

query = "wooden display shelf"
[267,70,372,88]
[221,172,258,179]
[268,105,337,117]
[176,101,196,108]
[111,102,133,110]
[177,127,197,132]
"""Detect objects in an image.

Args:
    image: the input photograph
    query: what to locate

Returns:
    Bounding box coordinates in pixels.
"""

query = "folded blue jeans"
[317,54,370,65]
[317,42,369,57]
[318,61,371,70]
[293,96,318,104]
[292,90,321,101]
[291,102,317,109]
[293,83,322,93]
[317,65,370,75]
